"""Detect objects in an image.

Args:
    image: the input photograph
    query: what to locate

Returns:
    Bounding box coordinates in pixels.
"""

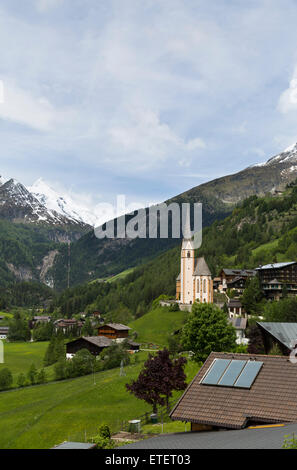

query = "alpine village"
[2,143,297,450]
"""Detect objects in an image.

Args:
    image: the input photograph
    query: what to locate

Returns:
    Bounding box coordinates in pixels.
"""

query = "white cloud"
[0,78,75,131]
[35,0,63,12]
[278,66,297,113]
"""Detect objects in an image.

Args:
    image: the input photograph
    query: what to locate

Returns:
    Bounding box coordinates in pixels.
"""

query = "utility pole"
[67,241,71,289]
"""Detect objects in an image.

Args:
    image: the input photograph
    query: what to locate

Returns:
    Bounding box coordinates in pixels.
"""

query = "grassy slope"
[129,307,188,346]
[0,354,198,449]
[0,341,54,384]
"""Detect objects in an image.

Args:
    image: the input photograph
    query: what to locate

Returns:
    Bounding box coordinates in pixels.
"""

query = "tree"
[181,303,237,363]
[264,297,297,322]
[8,313,30,342]
[241,277,263,315]
[126,348,187,413]
[17,373,26,388]
[246,324,265,354]
[101,342,130,371]
[27,363,38,385]
[37,368,47,384]
[0,368,13,390]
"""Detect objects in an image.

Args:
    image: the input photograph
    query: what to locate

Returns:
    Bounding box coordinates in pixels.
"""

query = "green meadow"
[0,341,54,384]
[0,354,198,449]
[129,307,188,346]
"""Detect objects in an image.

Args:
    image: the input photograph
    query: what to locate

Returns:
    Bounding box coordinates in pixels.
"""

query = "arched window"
[187,251,190,258]
[197,279,200,293]
[203,279,206,293]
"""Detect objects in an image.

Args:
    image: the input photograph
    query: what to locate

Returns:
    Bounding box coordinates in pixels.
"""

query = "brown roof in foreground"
[170,352,297,429]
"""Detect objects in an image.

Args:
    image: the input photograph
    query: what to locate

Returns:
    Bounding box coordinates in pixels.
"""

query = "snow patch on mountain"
[28,178,98,226]
[252,142,297,168]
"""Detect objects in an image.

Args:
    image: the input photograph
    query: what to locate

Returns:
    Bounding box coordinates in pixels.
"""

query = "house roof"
[256,262,296,270]
[257,322,297,350]
[66,336,112,348]
[122,422,297,449]
[194,257,211,276]
[102,323,131,331]
[221,269,257,277]
[229,317,247,330]
[83,336,112,347]
[0,327,9,333]
[227,299,242,308]
[170,352,297,429]
[52,441,96,450]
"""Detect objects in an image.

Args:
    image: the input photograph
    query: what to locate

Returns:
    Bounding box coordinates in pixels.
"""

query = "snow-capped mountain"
[253,142,297,167]
[0,177,89,231]
[28,178,100,227]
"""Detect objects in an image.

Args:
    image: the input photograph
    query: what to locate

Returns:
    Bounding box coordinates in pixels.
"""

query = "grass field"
[129,307,188,346]
[0,354,198,449]
[0,341,54,384]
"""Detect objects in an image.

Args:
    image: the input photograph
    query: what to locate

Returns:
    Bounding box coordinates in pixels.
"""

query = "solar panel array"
[201,359,263,389]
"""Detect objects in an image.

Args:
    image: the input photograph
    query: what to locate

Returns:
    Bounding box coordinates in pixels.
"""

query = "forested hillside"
[51,181,297,321]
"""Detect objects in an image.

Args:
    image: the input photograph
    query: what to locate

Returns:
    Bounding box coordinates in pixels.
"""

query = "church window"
[197,279,199,293]
[203,279,206,293]
[187,251,190,258]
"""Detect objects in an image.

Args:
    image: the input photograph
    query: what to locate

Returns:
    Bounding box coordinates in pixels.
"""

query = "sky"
[1,0,297,212]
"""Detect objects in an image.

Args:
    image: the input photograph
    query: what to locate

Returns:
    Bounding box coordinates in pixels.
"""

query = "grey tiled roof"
[122,422,297,449]
[83,336,112,347]
[193,257,211,276]
[105,323,131,331]
[257,322,297,349]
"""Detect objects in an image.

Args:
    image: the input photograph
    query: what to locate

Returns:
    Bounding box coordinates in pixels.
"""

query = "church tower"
[180,237,196,304]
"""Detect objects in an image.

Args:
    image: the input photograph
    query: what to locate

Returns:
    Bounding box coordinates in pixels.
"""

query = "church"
[176,237,213,305]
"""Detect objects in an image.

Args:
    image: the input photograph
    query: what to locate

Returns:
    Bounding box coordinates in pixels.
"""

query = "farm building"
[66,336,112,359]
[29,315,51,329]
[170,352,297,431]
[98,323,131,340]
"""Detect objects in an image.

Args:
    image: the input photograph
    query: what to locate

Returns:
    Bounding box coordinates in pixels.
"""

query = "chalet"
[98,323,131,341]
[30,315,51,329]
[54,319,84,335]
[228,317,248,345]
[257,322,297,355]
[256,262,297,300]
[227,299,245,318]
[66,336,112,359]
[0,327,9,340]
[66,336,140,358]
[218,269,256,293]
[170,352,297,431]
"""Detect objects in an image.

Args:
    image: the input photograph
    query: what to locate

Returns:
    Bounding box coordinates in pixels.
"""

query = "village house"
[29,315,51,329]
[0,327,9,340]
[256,262,297,300]
[54,318,84,335]
[66,336,112,359]
[217,268,256,293]
[170,352,297,431]
[98,323,131,341]
[228,317,248,345]
[227,299,245,318]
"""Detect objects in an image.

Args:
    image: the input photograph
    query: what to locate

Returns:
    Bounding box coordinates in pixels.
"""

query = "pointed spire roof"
[194,257,211,276]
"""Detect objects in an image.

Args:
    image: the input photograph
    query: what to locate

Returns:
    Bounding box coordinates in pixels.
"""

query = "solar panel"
[218,360,247,386]
[234,361,263,389]
[201,359,231,385]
